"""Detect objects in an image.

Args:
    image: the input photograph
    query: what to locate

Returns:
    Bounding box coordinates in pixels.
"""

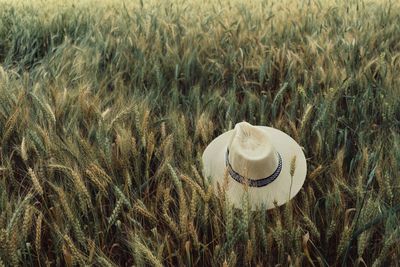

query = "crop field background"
[0,0,399,266]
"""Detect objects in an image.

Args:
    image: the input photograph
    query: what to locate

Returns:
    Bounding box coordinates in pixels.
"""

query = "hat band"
[225,149,282,188]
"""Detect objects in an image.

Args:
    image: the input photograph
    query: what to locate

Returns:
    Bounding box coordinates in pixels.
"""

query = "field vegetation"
[0,0,399,266]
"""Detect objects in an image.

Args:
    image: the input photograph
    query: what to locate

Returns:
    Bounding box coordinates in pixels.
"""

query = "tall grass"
[0,0,399,266]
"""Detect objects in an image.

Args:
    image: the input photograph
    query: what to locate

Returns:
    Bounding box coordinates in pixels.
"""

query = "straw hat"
[202,121,307,210]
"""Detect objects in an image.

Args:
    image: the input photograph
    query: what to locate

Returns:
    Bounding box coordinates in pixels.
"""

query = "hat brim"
[202,126,307,210]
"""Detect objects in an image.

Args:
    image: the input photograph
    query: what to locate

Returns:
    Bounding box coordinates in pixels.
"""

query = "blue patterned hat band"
[225,149,282,188]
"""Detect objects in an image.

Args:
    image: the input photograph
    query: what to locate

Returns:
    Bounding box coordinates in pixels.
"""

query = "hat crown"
[228,122,280,180]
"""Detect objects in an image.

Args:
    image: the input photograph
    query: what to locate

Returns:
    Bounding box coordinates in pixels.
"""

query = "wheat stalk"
[71,170,91,210]
[141,109,150,146]
[133,200,157,223]
[55,187,85,244]
[133,235,163,267]
[8,228,19,266]
[29,92,56,125]
[303,216,320,240]
[190,191,199,218]
[35,212,43,255]
[108,198,124,226]
[162,189,180,237]
[160,121,166,139]
[22,205,34,240]
[0,229,6,251]
[2,107,19,144]
[28,167,43,196]
[63,234,87,266]
[21,136,28,162]
[181,174,206,200]
[7,193,33,234]
[85,167,108,193]
[225,201,234,246]
[289,155,297,200]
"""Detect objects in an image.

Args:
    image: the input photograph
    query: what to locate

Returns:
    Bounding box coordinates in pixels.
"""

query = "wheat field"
[0,0,399,266]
